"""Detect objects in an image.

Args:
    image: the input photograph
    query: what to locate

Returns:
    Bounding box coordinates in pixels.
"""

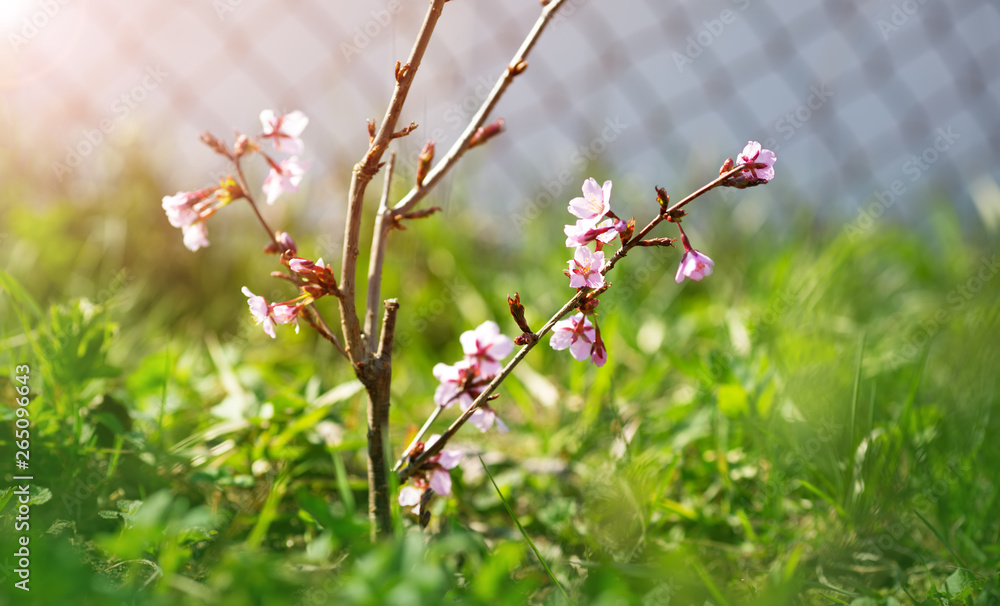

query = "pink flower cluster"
[432,321,513,432]
[551,178,626,367]
[397,434,462,515]
[551,312,606,366]
[161,185,227,252]
[161,110,310,250]
[241,253,341,339]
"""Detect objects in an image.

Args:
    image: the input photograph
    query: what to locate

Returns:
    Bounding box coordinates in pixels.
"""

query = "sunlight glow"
[0,0,36,30]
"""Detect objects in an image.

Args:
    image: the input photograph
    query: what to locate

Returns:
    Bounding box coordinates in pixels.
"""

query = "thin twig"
[365,152,396,352]
[233,157,276,243]
[339,0,447,362]
[300,304,349,360]
[392,404,443,472]
[397,165,753,479]
[390,0,569,218]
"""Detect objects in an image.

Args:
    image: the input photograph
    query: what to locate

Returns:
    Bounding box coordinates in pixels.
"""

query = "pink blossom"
[162,190,205,228]
[568,178,612,224]
[397,434,462,514]
[564,219,619,248]
[464,402,509,433]
[736,140,776,184]
[162,188,220,251]
[242,287,276,338]
[550,313,596,361]
[674,249,715,283]
[260,109,309,154]
[432,360,482,409]
[241,287,300,338]
[272,304,300,333]
[568,246,605,289]
[182,222,210,251]
[263,156,310,204]
[397,486,423,509]
[460,321,513,375]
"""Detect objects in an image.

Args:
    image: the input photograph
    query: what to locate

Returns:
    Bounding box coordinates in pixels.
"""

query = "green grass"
[1,155,999,605]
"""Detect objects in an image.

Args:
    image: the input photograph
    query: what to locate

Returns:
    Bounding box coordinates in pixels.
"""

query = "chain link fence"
[3,0,998,229]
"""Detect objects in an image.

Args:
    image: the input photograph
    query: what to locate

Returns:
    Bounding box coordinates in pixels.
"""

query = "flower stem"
[398,164,751,479]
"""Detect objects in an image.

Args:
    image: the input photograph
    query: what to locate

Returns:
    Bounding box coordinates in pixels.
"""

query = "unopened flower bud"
[233,133,254,158]
[719,157,735,175]
[264,231,297,255]
[200,131,230,157]
[507,293,533,335]
[416,142,435,187]
[656,186,670,208]
[638,237,676,247]
[618,218,635,244]
[579,297,600,315]
[510,61,528,76]
[469,118,505,149]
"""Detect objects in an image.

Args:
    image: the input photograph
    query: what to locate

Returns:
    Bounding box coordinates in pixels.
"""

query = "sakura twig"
[364,152,396,352]
[390,0,569,219]
[340,0,446,361]
[231,156,277,244]
[299,304,349,360]
[396,163,758,479]
[363,0,569,348]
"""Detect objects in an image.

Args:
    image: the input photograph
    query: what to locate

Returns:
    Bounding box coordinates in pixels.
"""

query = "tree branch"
[364,152,396,352]
[339,0,447,363]
[390,0,569,218]
[397,165,752,479]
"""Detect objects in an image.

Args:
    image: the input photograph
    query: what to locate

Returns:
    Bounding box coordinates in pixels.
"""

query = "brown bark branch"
[364,152,396,352]
[339,0,447,363]
[390,0,570,218]
[364,299,399,539]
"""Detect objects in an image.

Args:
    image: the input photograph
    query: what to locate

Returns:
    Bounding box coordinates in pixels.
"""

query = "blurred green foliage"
[0,152,999,605]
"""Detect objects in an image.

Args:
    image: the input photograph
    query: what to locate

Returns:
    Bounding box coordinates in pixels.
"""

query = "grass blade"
[913,509,968,569]
[479,456,569,603]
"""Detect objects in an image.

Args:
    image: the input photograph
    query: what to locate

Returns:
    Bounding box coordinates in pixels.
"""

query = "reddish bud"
[416,141,435,187]
[637,237,676,247]
[200,131,230,158]
[719,157,735,175]
[579,296,600,315]
[469,118,505,149]
[656,186,670,208]
[233,133,255,158]
[619,218,635,245]
[507,293,533,335]
[401,206,442,221]
[510,61,528,76]
[265,231,297,255]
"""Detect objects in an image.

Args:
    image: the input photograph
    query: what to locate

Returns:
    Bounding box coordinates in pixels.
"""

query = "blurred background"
[2,1,1000,604]
[2,0,999,227]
